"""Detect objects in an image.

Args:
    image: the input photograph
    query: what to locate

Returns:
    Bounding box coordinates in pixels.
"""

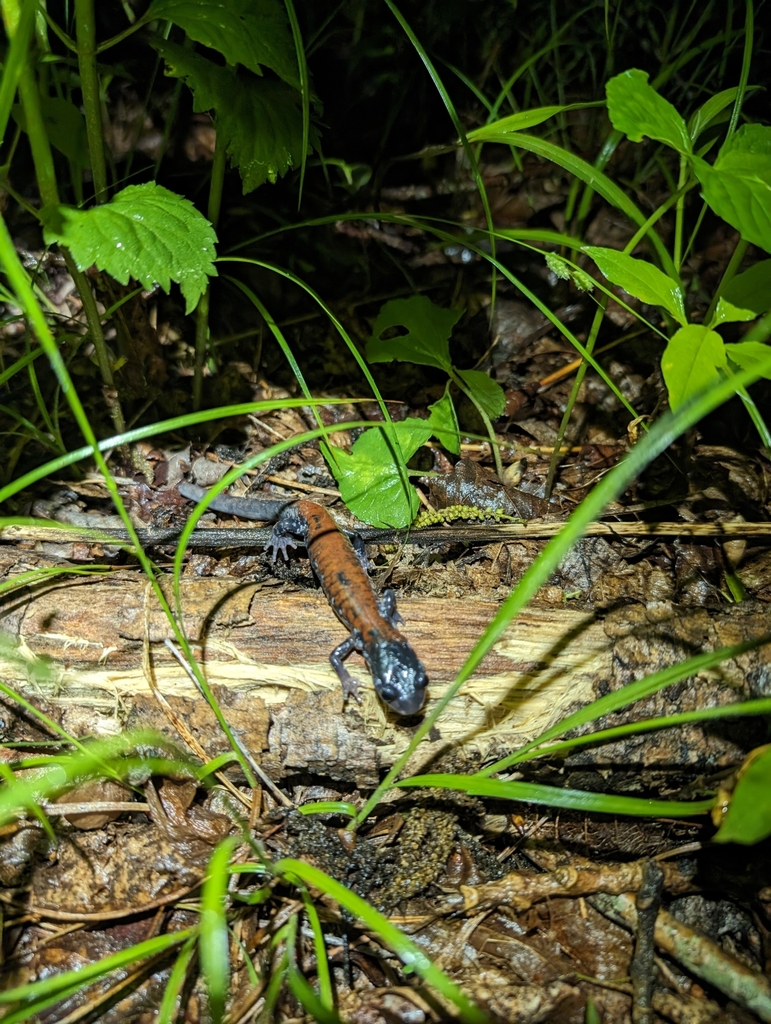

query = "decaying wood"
[1,545,769,786]
[3,518,771,548]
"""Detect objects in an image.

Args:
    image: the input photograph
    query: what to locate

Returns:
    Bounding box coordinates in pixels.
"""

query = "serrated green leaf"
[13,96,89,167]
[710,297,757,328]
[693,125,771,255]
[714,747,771,845]
[152,39,311,191]
[687,87,739,142]
[606,69,691,156]
[456,369,506,419]
[722,260,771,315]
[724,341,771,378]
[41,183,217,314]
[366,296,461,372]
[146,0,298,89]
[428,387,460,455]
[583,246,686,324]
[661,324,727,409]
[329,421,431,528]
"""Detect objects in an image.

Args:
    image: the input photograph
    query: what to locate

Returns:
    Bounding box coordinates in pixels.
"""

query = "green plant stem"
[74,0,109,202]
[7,3,125,434]
[449,369,503,479]
[704,237,750,324]
[15,67,58,207]
[0,215,254,788]
[735,382,771,452]
[193,129,227,411]
[544,298,606,499]
[673,154,689,272]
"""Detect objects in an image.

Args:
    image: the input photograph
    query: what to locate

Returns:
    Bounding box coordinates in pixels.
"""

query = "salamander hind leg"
[330,633,364,704]
[265,505,307,563]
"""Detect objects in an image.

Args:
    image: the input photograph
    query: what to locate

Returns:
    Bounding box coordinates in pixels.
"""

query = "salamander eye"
[379,684,398,704]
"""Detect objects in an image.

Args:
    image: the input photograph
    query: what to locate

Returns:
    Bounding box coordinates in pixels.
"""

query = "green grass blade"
[157,936,199,1024]
[481,632,771,772]
[0,929,195,1013]
[300,888,334,1011]
[0,0,37,147]
[274,859,491,1024]
[200,837,239,1024]
[0,397,349,503]
[509,696,771,764]
[383,0,497,301]
[287,968,344,1024]
[466,129,676,278]
[397,774,715,818]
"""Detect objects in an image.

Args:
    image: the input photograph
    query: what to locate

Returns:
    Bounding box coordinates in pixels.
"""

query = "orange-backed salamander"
[178,482,427,715]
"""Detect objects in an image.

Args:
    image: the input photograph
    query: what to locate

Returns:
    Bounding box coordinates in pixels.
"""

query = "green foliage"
[606,68,691,155]
[721,260,771,313]
[367,295,462,371]
[693,125,771,254]
[582,247,686,326]
[12,95,89,166]
[41,183,218,314]
[146,0,300,89]
[151,38,312,192]
[366,294,505,456]
[661,325,727,409]
[714,747,771,844]
[329,419,432,528]
[574,71,771,414]
[0,930,195,1024]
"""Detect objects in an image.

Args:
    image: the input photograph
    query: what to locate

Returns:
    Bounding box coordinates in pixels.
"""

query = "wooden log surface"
[1,546,769,786]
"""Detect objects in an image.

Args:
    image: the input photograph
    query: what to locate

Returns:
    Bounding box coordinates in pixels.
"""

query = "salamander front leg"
[330,632,364,704]
[377,588,404,627]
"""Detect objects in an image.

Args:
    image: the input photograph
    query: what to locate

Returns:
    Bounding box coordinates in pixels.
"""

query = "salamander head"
[366,639,427,715]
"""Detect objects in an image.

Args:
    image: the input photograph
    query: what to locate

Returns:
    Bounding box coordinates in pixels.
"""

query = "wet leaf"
[41,183,217,315]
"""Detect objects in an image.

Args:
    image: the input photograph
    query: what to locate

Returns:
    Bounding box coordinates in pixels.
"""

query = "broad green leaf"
[13,96,89,167]
[724,341,771,379]
[329,420,432,527]
[583,246,686,325]
[152,40,311,191]
[428,386,460,455]
[366,296,461,372]
[606,69,691,156]
[687,87,739,142]
[714,747,771,844]
[722,260,771,315]
[146,0,299,89]
[661,324,727,409]
[456,368,506,419]
[693,125,771,255]
[41,183,217,314]
[468,102,602,139]
[710,298,757,328]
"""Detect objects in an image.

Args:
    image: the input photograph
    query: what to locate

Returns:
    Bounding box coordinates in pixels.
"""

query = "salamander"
[178,481,427,715]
